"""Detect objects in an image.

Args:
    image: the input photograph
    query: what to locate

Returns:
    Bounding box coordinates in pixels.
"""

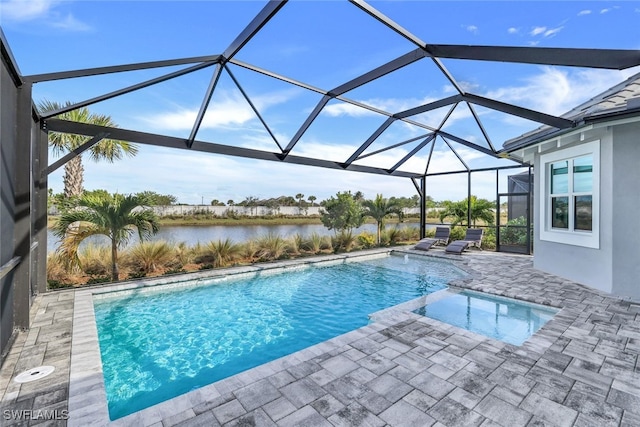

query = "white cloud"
[50,13,91,31]
[323,89,482,132]
[140,89,294,131]
[530,25,563,38]
[323,95,442,119]
[543,26,563,37]
[236,130,290,152]
[507,27,519,34]
[465,25,478,34]
[0,0,91,31]
[294,139,360,163]
[286,137,488,183]
[277,45,310,58]
[0,0,56,21]
[530,26,547,36]
[483,66,639,116]
[578,10,592,16]
[599,6,620,14]
[323,102,375,118]
[458,81,481,93]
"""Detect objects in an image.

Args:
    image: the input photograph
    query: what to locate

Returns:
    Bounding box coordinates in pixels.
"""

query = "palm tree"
[295,193,306,215]
[362,194,402,245]
[39,100,138,198]
[438,196,495,226]
[308,195,317,206]
[53,193,159,281]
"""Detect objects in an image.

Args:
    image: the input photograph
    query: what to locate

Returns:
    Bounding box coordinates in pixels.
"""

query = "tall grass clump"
[204,238,242,267]
[47,252,74,288]
[77,244,111,276]
[241,239,260,263]
[302,232,324,254]
[127,240,174,274]
[399,226,419,241]
[173,241,194,266]
[319,235,332,251]
[383,227,403,245]
[288,233,304,256]
[331,230,357,253]
[192,242,205,262]
[257,232,287,261]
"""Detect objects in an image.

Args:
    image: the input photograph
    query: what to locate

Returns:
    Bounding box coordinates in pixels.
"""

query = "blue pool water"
[94,254,467,419]
[414,290,559,346]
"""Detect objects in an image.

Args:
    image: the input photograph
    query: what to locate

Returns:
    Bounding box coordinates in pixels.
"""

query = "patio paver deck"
[1,249,639,426]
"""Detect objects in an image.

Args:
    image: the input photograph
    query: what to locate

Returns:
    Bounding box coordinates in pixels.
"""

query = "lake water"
[46,222,425,252]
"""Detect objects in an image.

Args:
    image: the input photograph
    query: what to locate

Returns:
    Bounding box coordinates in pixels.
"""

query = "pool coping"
[67,248,562,426]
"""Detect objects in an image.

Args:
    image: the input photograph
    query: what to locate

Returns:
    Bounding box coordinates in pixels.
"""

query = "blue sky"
[2,0,639,204]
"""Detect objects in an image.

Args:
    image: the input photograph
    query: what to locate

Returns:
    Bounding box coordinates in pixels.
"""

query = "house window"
[540,140,599,248]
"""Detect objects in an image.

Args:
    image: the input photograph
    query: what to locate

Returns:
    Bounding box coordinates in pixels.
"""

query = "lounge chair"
[445,228,483,254]
[444,240,469,254]
[414,226,450,251]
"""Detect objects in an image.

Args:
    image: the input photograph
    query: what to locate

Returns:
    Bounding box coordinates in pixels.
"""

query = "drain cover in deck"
[14,366,55,383]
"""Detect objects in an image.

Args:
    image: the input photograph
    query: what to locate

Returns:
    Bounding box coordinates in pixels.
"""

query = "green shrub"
[482,233,496,250]
[500,216,530,246]
[426,210,440,218]
[127,271,147,279]
[86,276,111,285]
[224,208,239,219]
[47,279,73,290]
[357,232,376,249]
[449,226,467,242]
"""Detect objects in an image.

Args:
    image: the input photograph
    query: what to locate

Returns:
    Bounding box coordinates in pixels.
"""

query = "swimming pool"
[413,289,559,345]
[93,253,467,419]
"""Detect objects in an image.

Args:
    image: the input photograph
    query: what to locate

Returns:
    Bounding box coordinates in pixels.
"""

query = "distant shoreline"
[48,215,422,228]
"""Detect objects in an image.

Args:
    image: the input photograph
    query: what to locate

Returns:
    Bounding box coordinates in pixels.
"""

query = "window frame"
[539,140,600,249]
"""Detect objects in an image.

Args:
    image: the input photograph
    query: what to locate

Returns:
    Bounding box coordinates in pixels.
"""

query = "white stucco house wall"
[503,72,640,300]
